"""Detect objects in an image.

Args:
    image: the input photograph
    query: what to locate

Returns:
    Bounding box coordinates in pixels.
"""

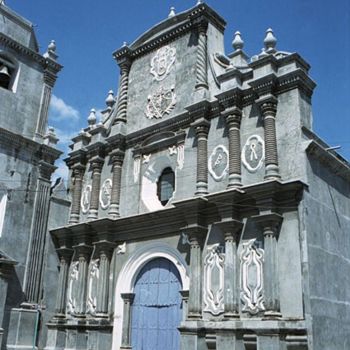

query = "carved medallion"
[81,184,92,214]
[145,86,176,119]
[99,179,112,210]
[87,259,100,315]
[240,239,265,314]
[242,135,265,172]
[203,244,225,315]
[208,145,229,181]
[67,261,79,315]
[150,45,176,81]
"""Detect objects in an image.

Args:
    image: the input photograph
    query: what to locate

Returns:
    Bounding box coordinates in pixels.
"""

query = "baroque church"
[0,1,350,350]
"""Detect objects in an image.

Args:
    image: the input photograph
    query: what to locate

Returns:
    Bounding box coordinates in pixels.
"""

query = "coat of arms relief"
[146,45,177,120]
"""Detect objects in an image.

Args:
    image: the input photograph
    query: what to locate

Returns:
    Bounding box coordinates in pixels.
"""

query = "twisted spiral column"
[109,152,124,219]
[69,166,85,224]
[88,160,103,220]
[115,62,131,124]
[195,121,210,195]
[225,107,242,188]
[261,99,280,180]
[195,23,208,90]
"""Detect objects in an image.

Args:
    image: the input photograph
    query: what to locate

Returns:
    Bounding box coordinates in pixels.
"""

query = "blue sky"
[6,0,350,179]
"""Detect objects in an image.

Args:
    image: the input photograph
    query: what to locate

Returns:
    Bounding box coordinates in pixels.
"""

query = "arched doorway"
[131,257,182,350]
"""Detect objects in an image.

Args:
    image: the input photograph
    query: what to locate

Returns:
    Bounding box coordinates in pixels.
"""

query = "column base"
[87,209,98,220]
[195,182,208,196]
[264,310,282,319]
[264,164,280,180]
[108,204,120,219]
[227,174,242,188]
[120,346,132,350]
[68,214,79,224]
[224,312,240,319]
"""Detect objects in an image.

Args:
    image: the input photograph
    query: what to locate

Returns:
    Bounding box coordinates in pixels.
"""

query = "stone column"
[109,151,124,219]
[74,245,92,317]
[259,96,280,180]
[54,248,73,317]
[254,213,282,317]
[195,22,208,90]
[187,226,206,318]
[69,166,85,224]
[115,62,131,124]
[194,119,210,196]
[224,107,242,188]
[120,293,135,350]
[88,160,103,220]
[95,242,115,317]
[216,219,243,318]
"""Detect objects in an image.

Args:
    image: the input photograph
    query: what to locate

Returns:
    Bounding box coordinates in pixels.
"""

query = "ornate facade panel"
[240,239,265,314]
[66,261,79,315]
[99,178,112,210]
[81,184,92,214]
[242,135,265,172]
[150,45,176,81]
[203,244,225,315]
[86,258,100,315]
[208,145,229,181]
[145,86,176,119]
[177,144,185,170]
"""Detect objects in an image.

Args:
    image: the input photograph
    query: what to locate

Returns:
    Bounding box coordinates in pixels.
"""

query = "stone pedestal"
[6,308,40,350]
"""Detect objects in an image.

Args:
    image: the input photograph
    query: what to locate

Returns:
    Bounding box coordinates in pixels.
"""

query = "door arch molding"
[112,242,189,349]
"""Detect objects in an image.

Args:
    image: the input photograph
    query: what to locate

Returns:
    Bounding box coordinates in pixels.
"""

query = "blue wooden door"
[131,258,182,350]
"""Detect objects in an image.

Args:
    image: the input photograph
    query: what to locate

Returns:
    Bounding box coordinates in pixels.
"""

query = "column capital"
[72,244,93,259]
[256,94,278,117]
[252,213,283,236]
[93,240,117,257]
[215,219,243,240]
[221,105,242,119]
[56,247,74,260]
[121,293,135,303]
[110,150,125,165]
[192,117,210,136]
[90,157,104,170]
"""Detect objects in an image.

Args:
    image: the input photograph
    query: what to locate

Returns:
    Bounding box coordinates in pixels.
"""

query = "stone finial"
[122,41,128,47]
[232,31,244,51]
[87,108,97,127]
[264,28,277,52]
[44,40,58,60]
[0,1,6,6]
[196,0,203,4]
[105,90,115,108]
[168,7,176,18]
[44,126,58,146]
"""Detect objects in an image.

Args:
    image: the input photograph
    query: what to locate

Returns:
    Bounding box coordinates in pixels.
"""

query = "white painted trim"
[111,242,189,350]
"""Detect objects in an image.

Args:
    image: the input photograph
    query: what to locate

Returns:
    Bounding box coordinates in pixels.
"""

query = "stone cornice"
[113,3,225,61]
[51,179,305,246]
[0,32,62,73]
[215,87,243,110]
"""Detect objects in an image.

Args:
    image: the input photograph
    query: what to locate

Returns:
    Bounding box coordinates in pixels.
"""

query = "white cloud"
[50,95,80,122]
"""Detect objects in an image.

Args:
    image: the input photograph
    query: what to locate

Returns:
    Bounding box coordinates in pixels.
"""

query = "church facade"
[1,2,349,350]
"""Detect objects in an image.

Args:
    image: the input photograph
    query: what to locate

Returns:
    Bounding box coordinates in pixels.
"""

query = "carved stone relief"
[150,45,176,81]
[203,244,225,315]
[87,258,100,315]
[145,86,176,119]
[99,178,112,210]
[133,157,141,183]
[168,144,185,170]
[81,184,92,214]
[116,242,126,255]
[242,135,265,172]
[67,261,79,315]
[208,145,229,181]
[240,239,265,314]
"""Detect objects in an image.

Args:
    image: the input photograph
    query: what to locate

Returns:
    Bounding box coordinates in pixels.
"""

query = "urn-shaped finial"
[87,108,97,127]
[105,90,115,108]
[168,7,176,18]
[232,31,244,51]
[264,28,277,52]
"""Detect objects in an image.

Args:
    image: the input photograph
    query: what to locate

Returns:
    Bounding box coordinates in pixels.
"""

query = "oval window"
[157,167,175,206]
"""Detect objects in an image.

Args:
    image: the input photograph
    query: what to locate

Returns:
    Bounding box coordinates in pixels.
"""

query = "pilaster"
[108,150,124,219]
[120,293,135,349]
[87,158,104,220]
[69,164,86,224]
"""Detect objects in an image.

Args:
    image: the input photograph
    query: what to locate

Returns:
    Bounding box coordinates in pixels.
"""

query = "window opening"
[0,56,16,90]
[157,167,175,206]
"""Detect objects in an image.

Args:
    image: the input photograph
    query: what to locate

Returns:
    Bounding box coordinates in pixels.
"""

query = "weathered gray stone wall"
[303,156,350,349]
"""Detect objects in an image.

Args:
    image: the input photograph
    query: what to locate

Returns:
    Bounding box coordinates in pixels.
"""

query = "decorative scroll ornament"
[116,242,126,255]
[203,244,225,315]
[99,178,112,209]
[87,259,100,315]
[242,135,265,172]
[134,157,141,183]
[168,145,177,156]
[67,261,79,315]
[240,239,265,314]
[145,86,176,119]
[208,145,229,181]
[81,184,92,214]
[150,45,176,81]
[143,154,151,164]
[177,144,185,170]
